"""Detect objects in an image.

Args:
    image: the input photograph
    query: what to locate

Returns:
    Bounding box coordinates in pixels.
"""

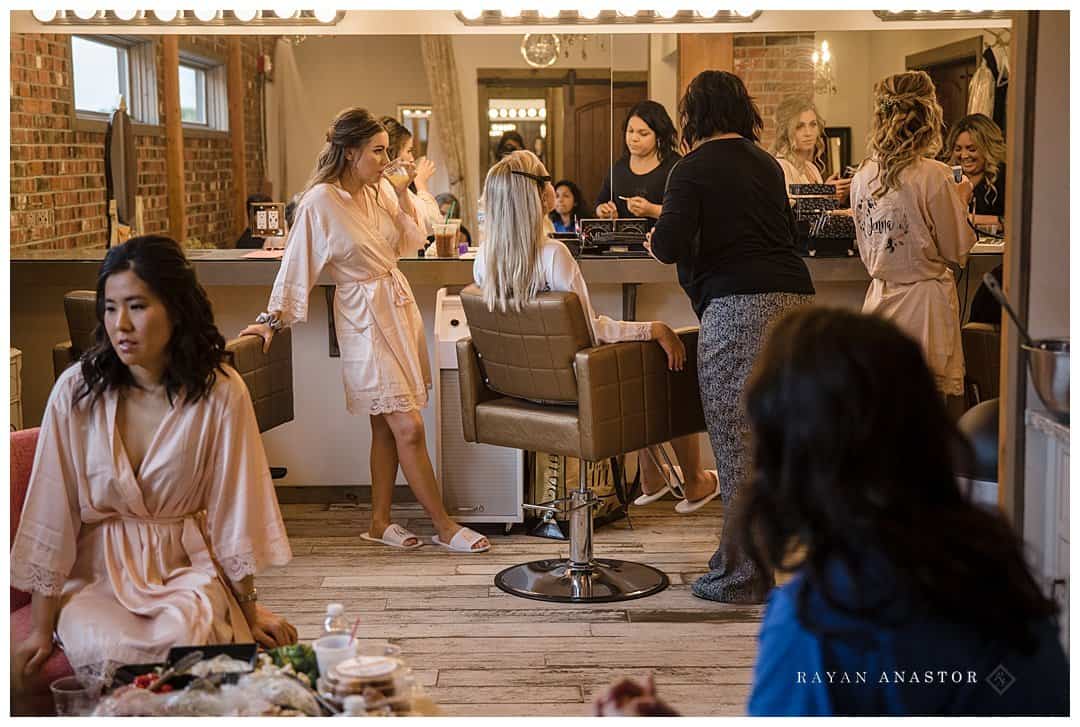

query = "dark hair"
[246,193,272,210]
[495,130,526,159]
[379,115,413,160]
[679,70,763,148]
[75,235,228,408]
[621,100,679,164]
[550,179,587,222]
[736,307,1057,651]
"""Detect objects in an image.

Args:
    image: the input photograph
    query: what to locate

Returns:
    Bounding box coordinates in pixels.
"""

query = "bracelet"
[234,587,258,604]
[255,312,283,332]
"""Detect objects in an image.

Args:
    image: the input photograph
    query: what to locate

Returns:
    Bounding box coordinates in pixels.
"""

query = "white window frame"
[178,50,228,133]
[72,35,158,126]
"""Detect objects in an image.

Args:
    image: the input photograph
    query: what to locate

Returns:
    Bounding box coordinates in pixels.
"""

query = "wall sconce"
[811,40,837,96]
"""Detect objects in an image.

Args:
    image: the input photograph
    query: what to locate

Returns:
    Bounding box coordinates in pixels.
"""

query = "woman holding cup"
[242,108,490,554]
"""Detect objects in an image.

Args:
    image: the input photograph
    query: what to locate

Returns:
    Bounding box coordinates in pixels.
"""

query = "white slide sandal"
[675,470,721,514]
[431,527,491,553]
[359,523,424,550]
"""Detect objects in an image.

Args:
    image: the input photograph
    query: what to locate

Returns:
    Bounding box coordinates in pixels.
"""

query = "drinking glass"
[49,676,96,716]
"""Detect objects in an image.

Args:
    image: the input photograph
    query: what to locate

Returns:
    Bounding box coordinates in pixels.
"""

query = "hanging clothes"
[967,58,996,119]
[981,46,1010,136]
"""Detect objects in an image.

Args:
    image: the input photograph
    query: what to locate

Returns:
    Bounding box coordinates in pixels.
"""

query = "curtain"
[420,36,476,232]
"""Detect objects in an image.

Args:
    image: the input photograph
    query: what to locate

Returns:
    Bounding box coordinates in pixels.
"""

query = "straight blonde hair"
[867,71,943,198]
[770,95,826,178]
[478,150,548,313]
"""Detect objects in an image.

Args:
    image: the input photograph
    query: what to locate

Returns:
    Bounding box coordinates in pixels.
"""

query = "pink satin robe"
[10,365,292,680]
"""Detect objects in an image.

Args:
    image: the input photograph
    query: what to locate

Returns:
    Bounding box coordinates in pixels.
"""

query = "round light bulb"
[657,6,680,19]
[540,7,560,18]
[734,8,756,17]
[73,8,99,20]
[579,4,602,19]
[32,8,57,22]
[112,7,139,20]
[193,7,218,21]
[461,4,483,19]
[617,3,641,17]
[498,108,508,118]
[539,107,547,118]
[274,6,297,19]
[314,8,338,23]
[488,108,499,119]
[152,7,178,22]
[233,8,258,22]
[500,4,522,18]
[695,5,719,17]
[527,107,537,117]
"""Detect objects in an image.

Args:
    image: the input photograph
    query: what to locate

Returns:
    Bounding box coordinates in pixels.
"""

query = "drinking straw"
[348,615,362,645]
[444,199,457,224]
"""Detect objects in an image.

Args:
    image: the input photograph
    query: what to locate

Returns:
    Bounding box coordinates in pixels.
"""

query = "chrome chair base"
[494,558,669,603]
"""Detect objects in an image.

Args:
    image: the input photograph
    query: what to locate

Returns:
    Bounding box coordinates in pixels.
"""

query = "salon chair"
[52,290,295,476]
[457,284,706,603]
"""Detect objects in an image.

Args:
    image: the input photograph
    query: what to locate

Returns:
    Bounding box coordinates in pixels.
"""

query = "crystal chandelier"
[811,40,837,96]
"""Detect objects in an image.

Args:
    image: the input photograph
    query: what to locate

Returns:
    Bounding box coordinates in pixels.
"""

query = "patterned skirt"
[692,292,814,604]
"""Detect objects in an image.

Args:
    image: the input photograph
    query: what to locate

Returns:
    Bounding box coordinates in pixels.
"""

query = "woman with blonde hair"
[242,107,490,553]
[770,95,850,203]
[850,71,976,406]
[474,150,721,512]
[943,113,1007,228]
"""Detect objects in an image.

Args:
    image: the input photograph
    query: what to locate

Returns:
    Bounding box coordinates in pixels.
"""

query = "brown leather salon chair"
[962,322,1001,408]
[53,290,294,473]
[457,284,706,603]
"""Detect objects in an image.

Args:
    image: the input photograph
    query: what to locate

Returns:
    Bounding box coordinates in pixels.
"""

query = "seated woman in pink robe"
[11,235,297,692]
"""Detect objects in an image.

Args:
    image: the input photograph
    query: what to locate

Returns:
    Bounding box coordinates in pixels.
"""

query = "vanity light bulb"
[579,6,601,19]
[314,8,339,23]
[498,108,508,118]
[500,4,522,18]
[274,6,297,19]
[734,7,756,17]
[539,107,547,118]
[152,7,178,22]
[461,4,483,20]
[73,7,99,20]
[32,8,57,22]
[695,5,719,17]
[488,108,499,119]
[193,7,219,21]
[539,7,560,18]
[616,3,641,17]
[112,7,139,20]
[527,107,537,117]
[233,8,258,22]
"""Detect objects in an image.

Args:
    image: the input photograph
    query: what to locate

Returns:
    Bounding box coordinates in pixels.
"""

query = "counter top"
[12,247,876,286]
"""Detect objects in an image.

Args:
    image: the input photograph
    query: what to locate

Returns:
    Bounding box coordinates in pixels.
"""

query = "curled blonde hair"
[868,71,943,198]
[943,113,1006,204]
[770,95,826,178]
[478,150,548,313]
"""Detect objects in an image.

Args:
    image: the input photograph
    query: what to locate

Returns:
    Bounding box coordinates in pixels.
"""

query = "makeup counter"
[10,242,1002,489]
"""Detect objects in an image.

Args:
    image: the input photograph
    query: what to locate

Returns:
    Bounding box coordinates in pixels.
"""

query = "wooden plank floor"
[262,498,768,717]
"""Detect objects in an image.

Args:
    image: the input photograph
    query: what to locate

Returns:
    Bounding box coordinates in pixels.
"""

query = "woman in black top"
[595,100,679,226]
[944,114,1006,224]
[647,70,815,604]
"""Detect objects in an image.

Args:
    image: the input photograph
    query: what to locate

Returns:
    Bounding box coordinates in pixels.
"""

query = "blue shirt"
[748,566,1068,716]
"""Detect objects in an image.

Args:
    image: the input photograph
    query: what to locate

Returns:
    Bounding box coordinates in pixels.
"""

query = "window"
[178,51,228,132]
[71,35,158,125]
[72,36,129,115]
[179,63,207,124]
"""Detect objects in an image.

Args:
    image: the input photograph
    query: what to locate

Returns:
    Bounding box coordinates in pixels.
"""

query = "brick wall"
[732,33,816,151]
[10,33,269,252]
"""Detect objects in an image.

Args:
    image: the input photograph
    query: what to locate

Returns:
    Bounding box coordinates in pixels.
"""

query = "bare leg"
[367,415,418,546]
[382,410,489,550]
[670,435,716,502]
[640,436,715,501]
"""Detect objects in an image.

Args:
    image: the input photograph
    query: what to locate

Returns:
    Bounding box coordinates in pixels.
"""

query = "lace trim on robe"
[215,534,293,582]
[267,283,311,327]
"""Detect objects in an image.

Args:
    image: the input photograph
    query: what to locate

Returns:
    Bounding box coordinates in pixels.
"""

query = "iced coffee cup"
[433,221,460,258]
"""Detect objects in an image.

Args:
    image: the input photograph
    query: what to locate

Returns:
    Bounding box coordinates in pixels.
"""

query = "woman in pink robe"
[242,107,489,554]
[11,236,296,692]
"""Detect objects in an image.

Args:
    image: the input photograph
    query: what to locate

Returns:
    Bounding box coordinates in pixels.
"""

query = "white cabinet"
[10,348,22,431]
[1026,410,1069,652]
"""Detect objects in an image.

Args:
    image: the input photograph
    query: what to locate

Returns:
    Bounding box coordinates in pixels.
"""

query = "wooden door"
[908,37,982,137]
[562,82,648,209]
